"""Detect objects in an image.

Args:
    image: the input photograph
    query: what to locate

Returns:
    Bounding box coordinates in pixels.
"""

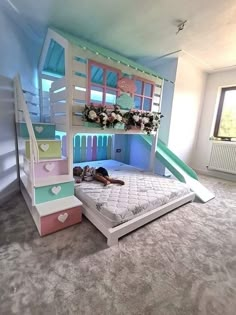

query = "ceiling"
[2,0,236,72]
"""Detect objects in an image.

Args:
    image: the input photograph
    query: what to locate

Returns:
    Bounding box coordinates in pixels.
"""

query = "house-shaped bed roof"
[40,27,168,82]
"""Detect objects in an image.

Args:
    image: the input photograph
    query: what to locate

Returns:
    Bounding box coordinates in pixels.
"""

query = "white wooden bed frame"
[37,28,195,245]
[82,192,195,246]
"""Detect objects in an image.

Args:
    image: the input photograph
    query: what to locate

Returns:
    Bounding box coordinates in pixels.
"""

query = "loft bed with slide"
[14,28,214,246]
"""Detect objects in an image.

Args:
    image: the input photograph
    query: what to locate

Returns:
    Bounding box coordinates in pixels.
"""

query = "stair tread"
[35,175,74,187]
[36,196,82,217]
[25,139,61,142]
[24,156,67,162]
[18,121,55,126]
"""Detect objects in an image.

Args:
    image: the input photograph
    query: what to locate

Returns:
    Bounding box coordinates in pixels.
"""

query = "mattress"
[74,160,191,227]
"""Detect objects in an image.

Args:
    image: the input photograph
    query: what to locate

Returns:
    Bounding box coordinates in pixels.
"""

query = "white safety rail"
[41,91,50,122]
[152,82,163,113]
[50,57,88,128]
[71,55,87,126]
[50,77,67,126]
[23,91,40,122]
[14,75,39,204]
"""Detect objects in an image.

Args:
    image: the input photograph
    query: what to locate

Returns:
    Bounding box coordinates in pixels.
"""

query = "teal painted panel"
[81,136,87,161]
[43,39,65,76]
[84,122,101,129]
[101,136,107,160]
[18,123,55,139]
[97,136,103,160]
[25,140,61,160]
[74,135,81,162]
[35,181,74,204]
[139,136,198,182]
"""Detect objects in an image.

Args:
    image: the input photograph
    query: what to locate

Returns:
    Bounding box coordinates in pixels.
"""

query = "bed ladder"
[14,75,82,236]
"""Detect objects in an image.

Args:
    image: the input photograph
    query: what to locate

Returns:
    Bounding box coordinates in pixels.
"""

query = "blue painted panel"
[86,136,92,161]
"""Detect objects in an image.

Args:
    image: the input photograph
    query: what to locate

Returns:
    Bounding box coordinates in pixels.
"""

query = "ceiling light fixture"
[176,20,187,35]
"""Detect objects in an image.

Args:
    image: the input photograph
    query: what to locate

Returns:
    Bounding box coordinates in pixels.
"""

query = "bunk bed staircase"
[14,75,82,236]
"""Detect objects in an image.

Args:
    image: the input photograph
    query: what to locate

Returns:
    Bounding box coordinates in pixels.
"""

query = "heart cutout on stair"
[58,213,68,223]
[40,143,49,152]
[35,126,44,133]
[44,163,54,172]
[51,186,61,195]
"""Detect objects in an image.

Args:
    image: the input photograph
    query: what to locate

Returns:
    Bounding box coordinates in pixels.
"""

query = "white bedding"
[74,160,191,227]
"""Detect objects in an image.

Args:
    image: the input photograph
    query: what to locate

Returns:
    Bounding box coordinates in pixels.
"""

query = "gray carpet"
[0,175,236,315]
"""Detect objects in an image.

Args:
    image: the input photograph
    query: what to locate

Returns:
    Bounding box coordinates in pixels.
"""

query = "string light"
[76,42,169,82]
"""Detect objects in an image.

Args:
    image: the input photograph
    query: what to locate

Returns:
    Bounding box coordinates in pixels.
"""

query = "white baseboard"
[194,168,236,182]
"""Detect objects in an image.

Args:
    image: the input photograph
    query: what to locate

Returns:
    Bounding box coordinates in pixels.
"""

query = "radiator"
[208,141,236,174]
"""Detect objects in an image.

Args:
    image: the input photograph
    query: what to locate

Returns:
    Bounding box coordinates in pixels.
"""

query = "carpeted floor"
[0,175,236,315]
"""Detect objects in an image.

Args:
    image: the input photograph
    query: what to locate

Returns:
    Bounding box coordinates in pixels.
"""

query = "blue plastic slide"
[140,135,215,203]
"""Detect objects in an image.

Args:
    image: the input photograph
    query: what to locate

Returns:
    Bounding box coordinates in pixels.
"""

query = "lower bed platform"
[74,160,195,246]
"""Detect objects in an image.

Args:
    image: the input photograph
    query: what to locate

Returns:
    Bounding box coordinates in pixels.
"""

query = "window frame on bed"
[87,60,122,106]
[133,76,155,111]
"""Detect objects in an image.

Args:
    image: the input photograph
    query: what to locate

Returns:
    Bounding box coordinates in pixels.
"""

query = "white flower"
[142,117,149,124]
[100,113,108,121]
[88,110,97,120]
[140,123,145,130]
[133,114,140,122]
[116,114,123,122]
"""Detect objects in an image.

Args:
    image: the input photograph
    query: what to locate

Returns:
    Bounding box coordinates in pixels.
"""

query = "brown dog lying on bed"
[73,165,125,186]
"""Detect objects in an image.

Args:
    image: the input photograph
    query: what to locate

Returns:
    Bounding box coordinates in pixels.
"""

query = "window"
[88,61,121,106]
[134,78,154,111]
[214,87,236,139]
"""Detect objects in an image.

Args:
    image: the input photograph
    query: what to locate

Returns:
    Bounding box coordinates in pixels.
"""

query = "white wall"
[168,56,207,166]
[0,76,19,202]
[0,8,40,91]
[154,59,178,175]
[0,8,40,202]
[192,68,236,180]
[129,55,207,175]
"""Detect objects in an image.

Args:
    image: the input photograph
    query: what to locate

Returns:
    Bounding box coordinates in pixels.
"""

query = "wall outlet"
[116,149,121,153]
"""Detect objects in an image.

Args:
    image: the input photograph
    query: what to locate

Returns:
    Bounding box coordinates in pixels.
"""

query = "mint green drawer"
[18,123,56,139]
[35,181,74,204]
[25,140,61,160]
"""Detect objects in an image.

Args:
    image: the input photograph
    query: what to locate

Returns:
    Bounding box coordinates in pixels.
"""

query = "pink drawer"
[24,159,68,178]
[40,206,82,236]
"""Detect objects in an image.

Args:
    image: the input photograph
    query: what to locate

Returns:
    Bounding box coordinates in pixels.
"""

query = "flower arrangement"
[123,110,163,134]
[82,104,163,134]
[83,104,124,129]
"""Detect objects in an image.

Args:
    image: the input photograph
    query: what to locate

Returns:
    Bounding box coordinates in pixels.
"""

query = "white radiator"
[208,141,236,174]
